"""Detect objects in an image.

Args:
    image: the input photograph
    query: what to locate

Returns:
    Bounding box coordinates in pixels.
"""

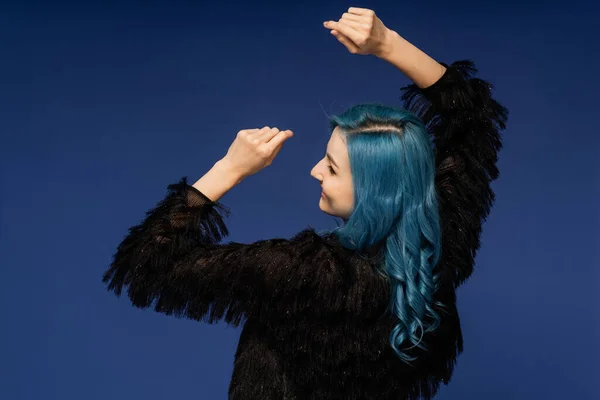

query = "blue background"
[1,0,598,399]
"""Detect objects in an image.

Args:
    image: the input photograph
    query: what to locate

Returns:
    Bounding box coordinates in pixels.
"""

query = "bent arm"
[103,178,379,325]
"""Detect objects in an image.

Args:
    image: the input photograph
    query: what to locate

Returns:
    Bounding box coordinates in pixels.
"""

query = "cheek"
[319,183,331,199]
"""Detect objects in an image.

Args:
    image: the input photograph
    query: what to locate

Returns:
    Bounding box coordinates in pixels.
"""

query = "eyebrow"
[326,152,338,169]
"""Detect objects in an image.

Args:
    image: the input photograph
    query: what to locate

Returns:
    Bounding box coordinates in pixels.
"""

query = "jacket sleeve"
[401,60,508,288]
[102,177,375,326]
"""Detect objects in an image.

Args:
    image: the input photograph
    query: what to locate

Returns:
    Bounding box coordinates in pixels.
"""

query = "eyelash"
[328,165,335,175]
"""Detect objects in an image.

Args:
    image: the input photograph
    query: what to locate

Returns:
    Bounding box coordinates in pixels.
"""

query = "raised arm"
[324,10,508,287]
[393,56,508,288]
[104,125,385,325]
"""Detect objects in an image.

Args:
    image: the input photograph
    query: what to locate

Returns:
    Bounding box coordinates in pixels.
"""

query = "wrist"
[375,30,445,88]
[214,159,246,185]
[191,160,244,203]
[375,29,403,60]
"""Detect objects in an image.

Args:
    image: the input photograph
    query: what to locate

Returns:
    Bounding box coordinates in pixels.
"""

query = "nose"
[310,163,319,180]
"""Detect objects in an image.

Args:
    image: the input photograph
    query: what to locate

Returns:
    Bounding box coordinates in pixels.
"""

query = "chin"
[319,197,331,213]
[319,198,343,218]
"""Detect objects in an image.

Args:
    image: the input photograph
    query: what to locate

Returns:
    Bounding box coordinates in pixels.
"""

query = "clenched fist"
[323,7,393,57]
[220,126,294,179]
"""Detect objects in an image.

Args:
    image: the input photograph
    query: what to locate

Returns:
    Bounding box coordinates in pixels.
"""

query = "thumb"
[330,30,359,53]
[265,130,293,160]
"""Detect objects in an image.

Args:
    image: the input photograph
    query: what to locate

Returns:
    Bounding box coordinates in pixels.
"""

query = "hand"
[323,7,393,57]
[220,126,294,179]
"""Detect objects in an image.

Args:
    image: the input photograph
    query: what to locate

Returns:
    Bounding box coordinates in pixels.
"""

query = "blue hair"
[323,103,444,365]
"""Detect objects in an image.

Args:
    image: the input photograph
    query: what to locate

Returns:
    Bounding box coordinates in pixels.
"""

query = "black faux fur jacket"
[103,60,508,400]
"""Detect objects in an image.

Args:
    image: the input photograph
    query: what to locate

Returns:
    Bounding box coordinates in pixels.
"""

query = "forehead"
[327,127,346,151]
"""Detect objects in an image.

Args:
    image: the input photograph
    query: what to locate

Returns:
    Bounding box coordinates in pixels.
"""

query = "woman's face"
[310,127,354,219]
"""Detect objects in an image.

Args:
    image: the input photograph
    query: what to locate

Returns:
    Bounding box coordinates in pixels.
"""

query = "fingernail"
[323,21,328,26]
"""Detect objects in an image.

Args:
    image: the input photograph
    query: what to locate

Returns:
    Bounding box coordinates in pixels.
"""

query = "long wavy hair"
[323,103,444,364]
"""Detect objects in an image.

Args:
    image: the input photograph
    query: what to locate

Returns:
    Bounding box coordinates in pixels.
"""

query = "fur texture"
[103,60,507,399]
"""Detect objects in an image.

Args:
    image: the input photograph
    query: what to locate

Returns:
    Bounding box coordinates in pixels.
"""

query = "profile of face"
[310,127,354,220]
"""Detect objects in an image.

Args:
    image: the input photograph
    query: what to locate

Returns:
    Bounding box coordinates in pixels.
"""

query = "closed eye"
[328,165,335,175]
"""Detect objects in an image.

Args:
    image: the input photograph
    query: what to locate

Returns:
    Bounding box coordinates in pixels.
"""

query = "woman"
[103,7,508,400]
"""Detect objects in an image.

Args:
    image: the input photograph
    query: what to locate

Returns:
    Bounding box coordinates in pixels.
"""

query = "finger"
[265,130,293,152]
[348,7,374,16]
[340,12,364,23]
[250,127,277,142]
[248,126,271,138]
[239,128,261,135]
[258,127,281,142]
[339,18,369,30]
[252,126,271,135]
[324,20,362,46]
[330,30,360,53]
